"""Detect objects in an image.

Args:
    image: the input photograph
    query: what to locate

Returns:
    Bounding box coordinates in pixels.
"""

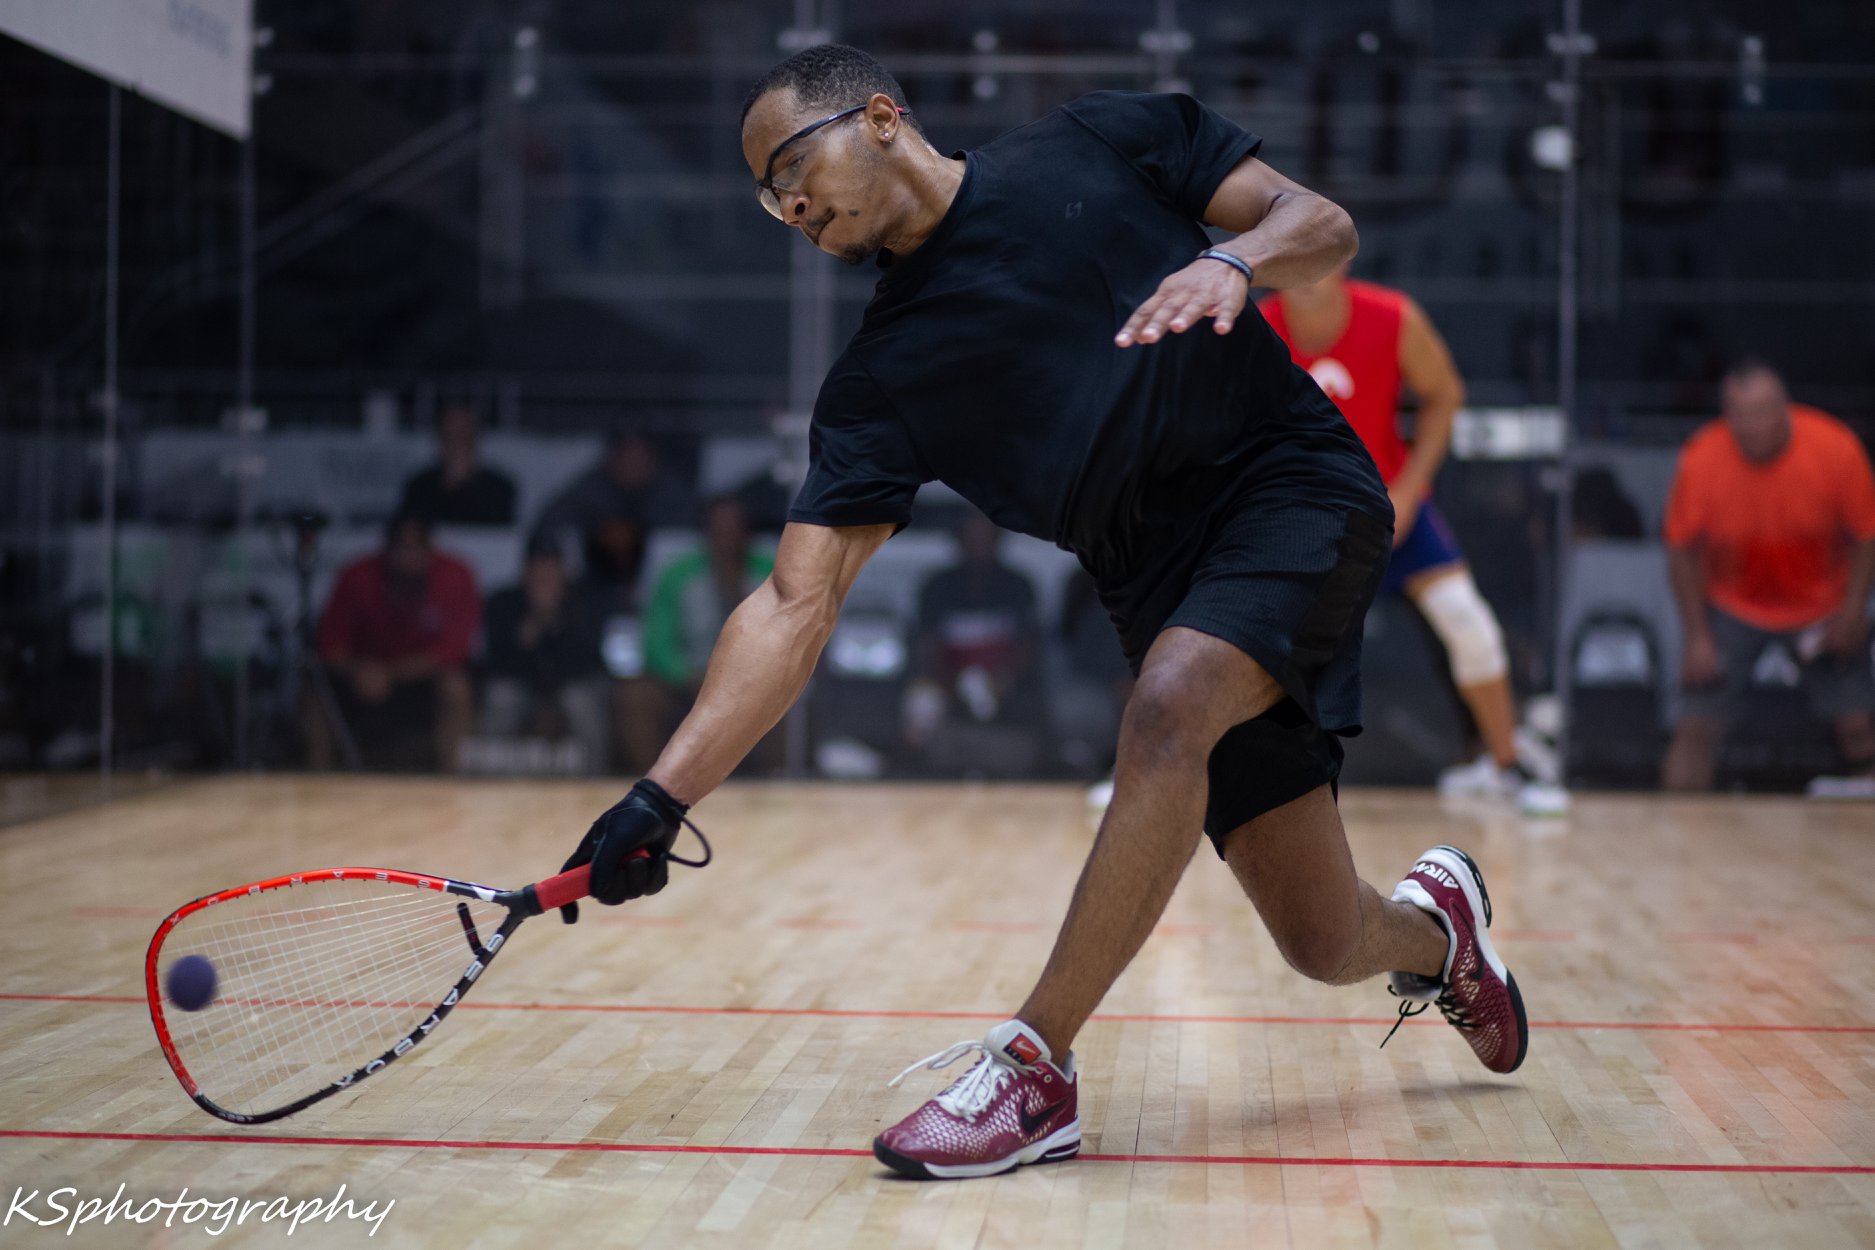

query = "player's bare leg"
[614,677,673,773]
[302,688,334,770]
[878,628,1519,1180]
[1228,776,1529,1074]
[1010,628,1269,1056]
[1013,627,1443,1058]
[1456,674,1520,767]
[1404,563,1566,813]
[1810,711,1875,796]
[1403,565,1519,768]
[435,669,473,773]
[1662,713,1725,791]
[878,625,1277,1178]
[1221,785,1446,985]
[1833,711,1875,773]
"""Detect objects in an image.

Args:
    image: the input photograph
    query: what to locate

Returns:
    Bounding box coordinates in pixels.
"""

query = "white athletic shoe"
[1437,754,1502,798]
[1440,753,1570,817]
[1806,774,1875,801]
[1512,725,1562,786]
[1514,776,1571,817]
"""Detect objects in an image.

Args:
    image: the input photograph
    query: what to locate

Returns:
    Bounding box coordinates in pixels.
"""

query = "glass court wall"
[3,1,1870,807]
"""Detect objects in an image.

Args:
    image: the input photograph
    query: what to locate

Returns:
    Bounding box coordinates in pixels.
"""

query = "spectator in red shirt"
[1661,360,1875,793]
[308,512,481,771]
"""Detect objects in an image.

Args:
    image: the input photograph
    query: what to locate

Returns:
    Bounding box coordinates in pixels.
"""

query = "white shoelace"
[888,1041,1013,1120]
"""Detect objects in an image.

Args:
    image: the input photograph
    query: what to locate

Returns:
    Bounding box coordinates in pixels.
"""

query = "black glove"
[558,779,688,923]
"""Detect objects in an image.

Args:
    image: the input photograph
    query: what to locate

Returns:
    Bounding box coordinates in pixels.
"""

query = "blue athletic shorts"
[1382,499,1465,593]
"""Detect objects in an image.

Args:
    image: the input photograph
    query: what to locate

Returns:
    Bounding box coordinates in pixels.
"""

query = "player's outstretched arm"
[561,520,894,911]
[1117,158,1357,348]
[646,519,894,802]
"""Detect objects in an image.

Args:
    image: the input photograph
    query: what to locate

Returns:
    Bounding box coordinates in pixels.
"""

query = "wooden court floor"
[0,776,1871,1249]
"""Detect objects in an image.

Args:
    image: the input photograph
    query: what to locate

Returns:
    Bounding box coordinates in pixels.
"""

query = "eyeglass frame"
[757,101,910,220]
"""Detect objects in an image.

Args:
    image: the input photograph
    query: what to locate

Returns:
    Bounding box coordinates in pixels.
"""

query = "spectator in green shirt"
[634,494,781,772]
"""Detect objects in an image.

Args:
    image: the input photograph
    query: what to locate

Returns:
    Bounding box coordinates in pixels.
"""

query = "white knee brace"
[1417,573,1508,686]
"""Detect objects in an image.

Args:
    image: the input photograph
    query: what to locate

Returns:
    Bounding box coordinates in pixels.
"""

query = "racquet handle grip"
[531,849,653,914]
[534,863,590,912]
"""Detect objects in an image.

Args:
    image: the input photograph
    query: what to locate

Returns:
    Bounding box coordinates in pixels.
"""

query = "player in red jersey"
[1264,265,1567,814]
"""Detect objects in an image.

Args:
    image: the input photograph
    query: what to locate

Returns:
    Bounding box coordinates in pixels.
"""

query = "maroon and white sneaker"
[1383,844,1529,1074]
[873,1020,1080,1180]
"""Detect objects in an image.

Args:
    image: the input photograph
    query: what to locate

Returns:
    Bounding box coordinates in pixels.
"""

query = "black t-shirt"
[398,465,518,526]
[788,91,1384,582]
[483,585,604,689]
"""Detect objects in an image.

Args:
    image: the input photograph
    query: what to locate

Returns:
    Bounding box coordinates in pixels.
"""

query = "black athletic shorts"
[1096,484,1392,856]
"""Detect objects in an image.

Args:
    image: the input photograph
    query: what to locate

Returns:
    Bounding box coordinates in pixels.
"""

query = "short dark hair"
[605,425,652,454]
[437,399,480,428]
[1721,355,1782,388]
[741,44,920,135]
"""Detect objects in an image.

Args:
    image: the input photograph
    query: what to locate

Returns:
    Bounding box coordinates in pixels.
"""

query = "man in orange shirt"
[1662,360,1875,792]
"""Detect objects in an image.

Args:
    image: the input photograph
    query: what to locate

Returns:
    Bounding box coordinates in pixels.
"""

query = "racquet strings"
[156,878,509,1117]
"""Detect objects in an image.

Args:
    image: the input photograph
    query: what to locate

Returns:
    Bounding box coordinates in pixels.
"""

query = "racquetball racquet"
[145,851,669,1124]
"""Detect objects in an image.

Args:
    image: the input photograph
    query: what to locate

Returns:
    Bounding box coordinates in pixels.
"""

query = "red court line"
[4,992,1872,1035]
[2,1130,1868,1175]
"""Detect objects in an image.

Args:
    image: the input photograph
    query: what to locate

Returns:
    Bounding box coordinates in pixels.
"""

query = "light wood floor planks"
[0,776,1871,1248]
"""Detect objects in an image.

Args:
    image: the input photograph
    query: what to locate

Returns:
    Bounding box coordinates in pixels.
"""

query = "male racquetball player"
[560,44,1528,1181]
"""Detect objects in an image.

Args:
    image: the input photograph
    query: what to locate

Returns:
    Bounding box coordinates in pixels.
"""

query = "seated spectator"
[904,511,1044,773]
[635,493,778,771]
[480,536,608,770]
[534,431,685,675]
[1661,359,1875,793]
[535,427,691,546]
[396,402,518,526]
[578,513,650,622]
[307,512,479,771]
[544,507,652,773]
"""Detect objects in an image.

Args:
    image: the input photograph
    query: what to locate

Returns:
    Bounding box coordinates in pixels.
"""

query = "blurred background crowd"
[2,0,1872,814]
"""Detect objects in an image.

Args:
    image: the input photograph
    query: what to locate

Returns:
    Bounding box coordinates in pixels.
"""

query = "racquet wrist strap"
[634,778,712,870]
[633,777,689,820]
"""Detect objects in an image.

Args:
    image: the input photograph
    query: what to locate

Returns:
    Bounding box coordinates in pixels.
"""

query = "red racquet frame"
[146,862,592,1124]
